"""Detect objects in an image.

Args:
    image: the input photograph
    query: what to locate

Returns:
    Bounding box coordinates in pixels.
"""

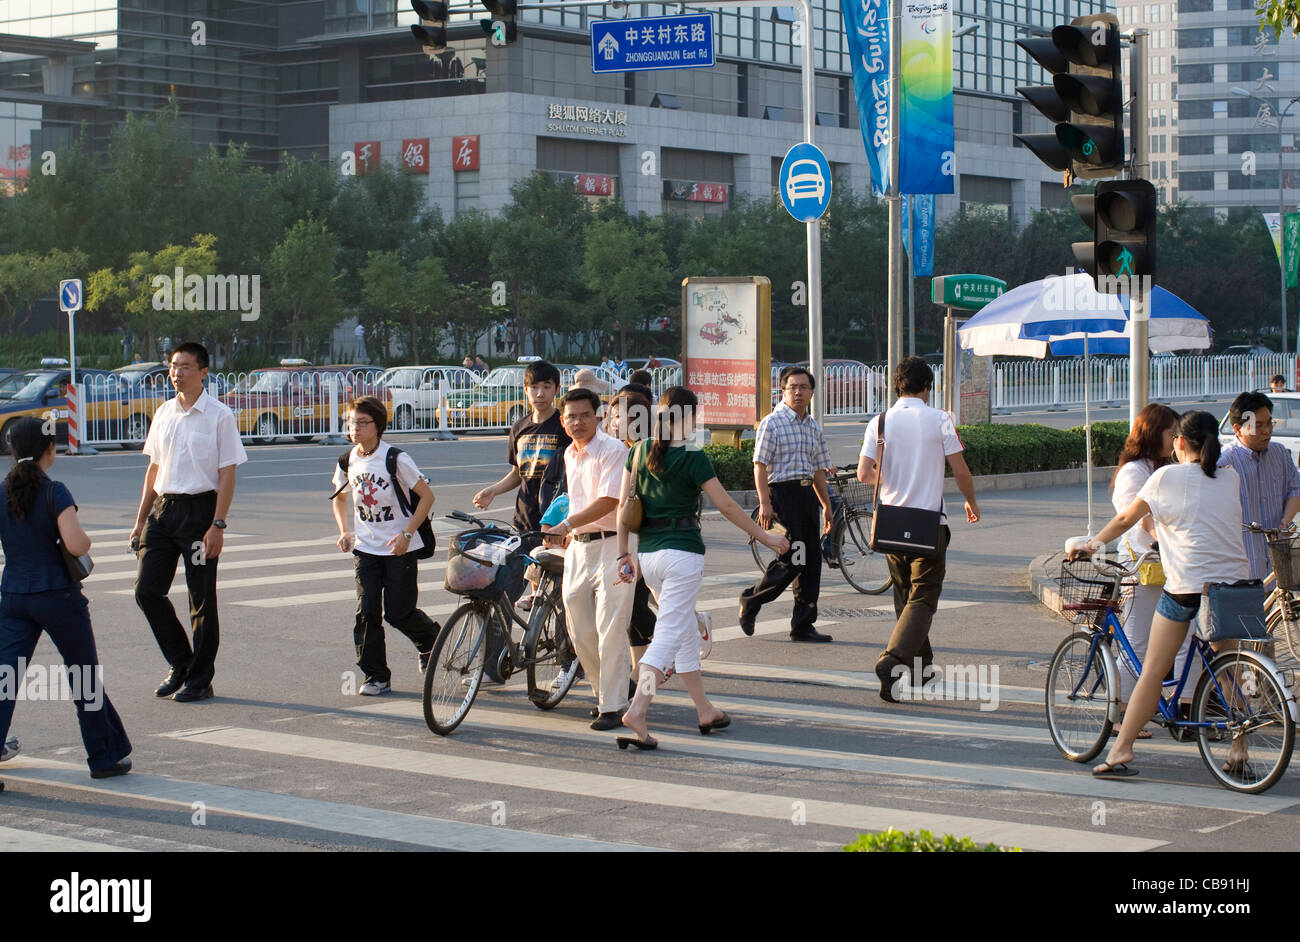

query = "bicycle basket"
[831,473,874,512]
[1057,559,1119,628]
[1267,534,1300,592]
[445,529,526,600]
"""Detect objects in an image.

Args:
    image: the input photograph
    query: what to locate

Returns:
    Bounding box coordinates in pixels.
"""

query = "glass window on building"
[661,146,733,218]
[455,170,480,214]
[1179,171,1215,191]
[536,137,620,205]
[960,174,1012,218]
[1179,135,1215,155]
[1230,170,1277,190]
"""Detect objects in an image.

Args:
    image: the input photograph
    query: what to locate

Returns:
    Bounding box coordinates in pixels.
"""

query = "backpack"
[331,446,436,560]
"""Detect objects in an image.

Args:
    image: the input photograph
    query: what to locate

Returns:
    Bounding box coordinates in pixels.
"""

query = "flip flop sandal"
[1092,761,1139,778]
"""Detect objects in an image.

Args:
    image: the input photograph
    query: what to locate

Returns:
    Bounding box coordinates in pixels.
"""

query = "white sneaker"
[1,736,18,762]
[697,611,713,661]
[359,681,391,696]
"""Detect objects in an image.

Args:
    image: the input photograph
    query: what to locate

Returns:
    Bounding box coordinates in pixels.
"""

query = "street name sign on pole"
[591,14,714,73]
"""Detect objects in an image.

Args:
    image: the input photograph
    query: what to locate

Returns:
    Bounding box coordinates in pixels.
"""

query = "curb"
[1029,552,1064,617]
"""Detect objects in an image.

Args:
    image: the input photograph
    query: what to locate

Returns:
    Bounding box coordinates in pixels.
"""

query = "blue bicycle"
[1045,547,1296,794]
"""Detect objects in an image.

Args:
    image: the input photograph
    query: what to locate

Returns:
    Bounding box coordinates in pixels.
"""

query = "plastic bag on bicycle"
[446,529,533,600]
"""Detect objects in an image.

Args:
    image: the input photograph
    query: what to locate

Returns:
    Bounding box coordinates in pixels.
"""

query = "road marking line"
[157,726,1165,852]
[2,757,651,853]
[0,824,135,852]
[345,699,1295,816]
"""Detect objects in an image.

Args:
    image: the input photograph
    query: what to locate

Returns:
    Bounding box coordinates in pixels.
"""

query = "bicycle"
[748,464,891,595]
[1045,544,1296,794]
[422,509,580,736]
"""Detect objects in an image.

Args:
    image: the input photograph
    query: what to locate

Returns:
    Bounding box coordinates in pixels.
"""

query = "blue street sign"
[591,14,714,74]
[58,278,82,314]
[778,142,832,223]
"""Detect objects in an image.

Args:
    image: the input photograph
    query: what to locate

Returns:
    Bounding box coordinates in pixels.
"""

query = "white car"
[1219,391,1300,465]
[377,366,479,430]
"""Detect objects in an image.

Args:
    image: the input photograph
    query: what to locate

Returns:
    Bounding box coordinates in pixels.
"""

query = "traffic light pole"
[1127,27,1149,426]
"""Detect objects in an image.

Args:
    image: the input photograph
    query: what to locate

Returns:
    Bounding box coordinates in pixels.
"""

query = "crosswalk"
[4,518,1299,852]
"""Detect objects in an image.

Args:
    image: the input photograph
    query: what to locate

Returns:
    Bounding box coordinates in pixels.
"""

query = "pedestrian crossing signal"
[410,0,448,56]
[481,0,518,45]
[1071,179,1157,293]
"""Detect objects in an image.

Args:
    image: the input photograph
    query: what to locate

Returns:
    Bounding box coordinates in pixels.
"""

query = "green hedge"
[702,421,1132,489]
[844,828,1020,853]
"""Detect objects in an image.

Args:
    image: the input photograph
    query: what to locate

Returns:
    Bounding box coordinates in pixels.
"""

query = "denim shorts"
[1156,590,1201,622]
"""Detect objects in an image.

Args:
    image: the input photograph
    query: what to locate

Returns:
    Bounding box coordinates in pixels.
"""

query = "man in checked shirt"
[738,366,835,643]
[1218,391,1300,579]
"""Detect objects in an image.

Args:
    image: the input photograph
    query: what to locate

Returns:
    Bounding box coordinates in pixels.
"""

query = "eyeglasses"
[784,383,812,392]
[563,412,596,423]
[348,417,375,427]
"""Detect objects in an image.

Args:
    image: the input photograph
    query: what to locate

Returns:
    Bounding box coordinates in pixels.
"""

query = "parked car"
[439,365,530,429]
[1219,391,1300,465]
[377,365,479,430]
[221,365,390,445]
[1221,345,1274,357]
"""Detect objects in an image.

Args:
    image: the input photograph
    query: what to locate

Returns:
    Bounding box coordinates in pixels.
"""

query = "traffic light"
[410,0,448,57]
[1015,13,1125,179]
[481,0,517,45]
[1071,180,1157,293]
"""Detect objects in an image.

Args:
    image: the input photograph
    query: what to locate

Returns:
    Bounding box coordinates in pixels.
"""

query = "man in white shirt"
[857,356,980,704]
[130,343,247,702]
[544,387,633,729]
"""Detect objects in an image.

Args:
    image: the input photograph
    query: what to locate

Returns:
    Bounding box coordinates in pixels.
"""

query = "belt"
[771,478,814,487]
[160,491,216,501]
[572,530,617,543]
[641,516,699,530]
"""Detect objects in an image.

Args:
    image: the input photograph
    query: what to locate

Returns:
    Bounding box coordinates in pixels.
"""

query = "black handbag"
[868,409,943,558]
[1197,581,1269,642]
[46,484,93,582]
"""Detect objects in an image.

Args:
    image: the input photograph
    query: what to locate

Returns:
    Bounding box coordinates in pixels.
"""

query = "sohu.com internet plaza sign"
[591,14,714,73]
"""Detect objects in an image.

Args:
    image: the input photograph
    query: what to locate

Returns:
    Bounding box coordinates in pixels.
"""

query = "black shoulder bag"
[46,484,94,581]
[329,447,436,559]
[867,409,943,558]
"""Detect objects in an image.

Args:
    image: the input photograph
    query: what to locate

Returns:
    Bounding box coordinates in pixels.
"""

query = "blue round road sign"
[779,142,831,223]
[58,278,82,313]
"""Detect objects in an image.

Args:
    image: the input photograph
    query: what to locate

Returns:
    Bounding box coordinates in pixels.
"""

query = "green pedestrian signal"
[1116,247,1134,277]
[1070,180,1156,293]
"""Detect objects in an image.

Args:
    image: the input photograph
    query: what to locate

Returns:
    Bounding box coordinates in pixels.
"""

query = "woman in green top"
[615,387,789,750]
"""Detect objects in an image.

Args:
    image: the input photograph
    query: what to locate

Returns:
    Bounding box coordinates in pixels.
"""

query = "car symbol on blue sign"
[778,143,831,222]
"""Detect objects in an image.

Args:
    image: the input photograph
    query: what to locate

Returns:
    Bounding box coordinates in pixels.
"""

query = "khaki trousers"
[562,536,634,713]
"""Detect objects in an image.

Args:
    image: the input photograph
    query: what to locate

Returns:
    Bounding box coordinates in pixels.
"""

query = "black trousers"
[354,551,439,685]
[0,587,132,774]
[740,480,822,635]
[135,492,220,688]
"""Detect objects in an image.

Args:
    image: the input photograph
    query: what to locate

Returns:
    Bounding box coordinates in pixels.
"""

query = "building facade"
[0,0,1112,225]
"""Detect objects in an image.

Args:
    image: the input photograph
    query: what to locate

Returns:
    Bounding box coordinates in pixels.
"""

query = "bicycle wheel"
[525,591,580,710]
[1193,649,1294,794]
[423,602,490,736]
[836,511,891,595]
[749,506,778,572]
[1045,631,1115,762]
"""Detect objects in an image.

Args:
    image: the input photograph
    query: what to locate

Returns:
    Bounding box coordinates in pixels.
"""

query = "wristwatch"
[212,519,227,530]
[399,531,413,541]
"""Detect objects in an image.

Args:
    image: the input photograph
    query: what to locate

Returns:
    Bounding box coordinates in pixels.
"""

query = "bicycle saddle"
[533,548,565,576]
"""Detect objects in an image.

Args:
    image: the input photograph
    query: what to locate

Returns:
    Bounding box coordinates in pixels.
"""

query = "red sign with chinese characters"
[573,173,615,197]
[354,141,380,175]
[401,138,429,174]
[452,135,479,172]
[686,358,760,426]
[686,182,727,203]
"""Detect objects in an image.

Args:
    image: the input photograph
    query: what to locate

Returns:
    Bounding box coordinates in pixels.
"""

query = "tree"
[1258,0,1300,37]
[0,250,88,366]
[360,250,450,362]
[265,218,340,357]
[86,235,218,358]
[582,216,670,359]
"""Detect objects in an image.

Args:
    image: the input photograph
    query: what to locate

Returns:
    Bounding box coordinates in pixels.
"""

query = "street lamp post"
[1233,87,1300,357]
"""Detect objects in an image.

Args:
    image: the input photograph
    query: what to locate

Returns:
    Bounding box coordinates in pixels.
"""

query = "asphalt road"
[0,431,1295,858]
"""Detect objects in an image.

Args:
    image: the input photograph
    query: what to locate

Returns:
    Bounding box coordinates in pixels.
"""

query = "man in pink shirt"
[544,387,633,729]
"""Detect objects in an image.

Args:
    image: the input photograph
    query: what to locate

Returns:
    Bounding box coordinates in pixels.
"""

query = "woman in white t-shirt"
[1110,403,1189,725]
[1074,411,1249,778]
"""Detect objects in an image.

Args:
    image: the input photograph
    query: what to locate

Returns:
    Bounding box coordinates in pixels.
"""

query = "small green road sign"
[931,274,1007,311]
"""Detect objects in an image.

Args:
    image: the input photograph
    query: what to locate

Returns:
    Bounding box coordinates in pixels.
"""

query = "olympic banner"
[842,0,890,197]
[912,192,936,276]
[899,0,954,194]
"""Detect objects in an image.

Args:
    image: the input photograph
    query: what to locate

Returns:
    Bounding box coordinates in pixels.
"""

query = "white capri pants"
[1118,584,1199,700]
[638,548,706,677]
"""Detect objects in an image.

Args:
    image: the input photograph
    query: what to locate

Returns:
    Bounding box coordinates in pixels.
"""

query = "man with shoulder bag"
[857,357,980,703]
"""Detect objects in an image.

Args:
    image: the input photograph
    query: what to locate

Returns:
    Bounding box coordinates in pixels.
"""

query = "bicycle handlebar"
[1245,521,1298,538]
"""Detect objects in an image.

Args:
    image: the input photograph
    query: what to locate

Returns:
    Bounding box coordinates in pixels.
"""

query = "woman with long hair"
[614,387,788,749]
[0,417,132,780]
[1110,402,1187,733]
[1074,411,1248,777]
